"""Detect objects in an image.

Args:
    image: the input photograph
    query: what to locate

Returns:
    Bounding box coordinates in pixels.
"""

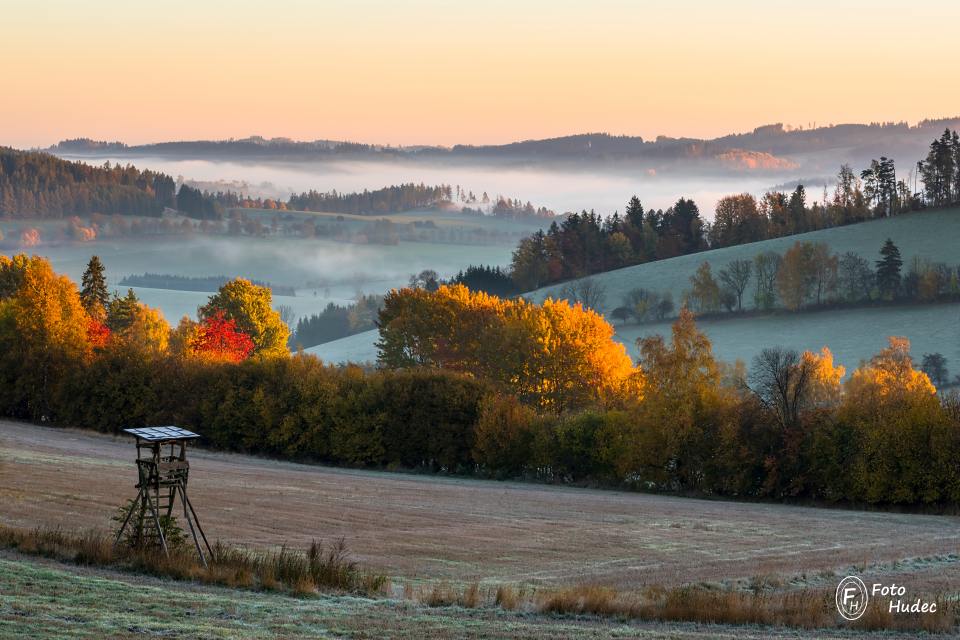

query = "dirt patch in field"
[2,420,959,591]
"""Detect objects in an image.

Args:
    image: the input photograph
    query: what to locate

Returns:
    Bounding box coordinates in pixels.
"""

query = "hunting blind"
[115,426,213,565]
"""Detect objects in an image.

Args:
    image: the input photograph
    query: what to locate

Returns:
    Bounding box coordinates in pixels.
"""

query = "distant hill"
[51,118,960,175]
[308,208,960,375]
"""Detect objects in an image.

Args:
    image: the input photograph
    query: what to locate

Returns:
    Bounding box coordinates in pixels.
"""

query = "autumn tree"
[189,310,255,362]
[842,337,941,504]
[777,242,830,310]
[0,255,92,419]
[376,284,641,412]
[200,278,289,357]
[110,303,169,357]
[687,262,721,313]
[710,194,766,247]
[628,308,728,489]
[80,256,109,320]
[845,337,936,406]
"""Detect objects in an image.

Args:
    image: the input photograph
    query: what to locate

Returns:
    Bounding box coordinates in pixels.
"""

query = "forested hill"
[0,148,476,220]
[0,147,176,217]
[51,118,960,170]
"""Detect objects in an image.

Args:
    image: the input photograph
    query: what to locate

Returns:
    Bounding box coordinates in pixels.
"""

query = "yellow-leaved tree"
[376,284,641,412]
[844,337,936,407]
[0,254,93,419]
[841,337,944,504]
[615,307,731,489]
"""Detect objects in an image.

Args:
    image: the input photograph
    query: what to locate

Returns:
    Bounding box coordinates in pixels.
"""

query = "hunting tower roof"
[122,426,200,442]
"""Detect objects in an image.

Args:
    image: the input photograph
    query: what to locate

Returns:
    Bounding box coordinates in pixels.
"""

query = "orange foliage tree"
[377,284,642,412]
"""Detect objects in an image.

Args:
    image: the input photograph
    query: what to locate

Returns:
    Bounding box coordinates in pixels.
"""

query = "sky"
[2,0,958,148]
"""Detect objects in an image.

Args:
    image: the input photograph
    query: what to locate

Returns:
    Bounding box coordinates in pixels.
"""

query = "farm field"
[3,420,960,595]
[0,553,938,640]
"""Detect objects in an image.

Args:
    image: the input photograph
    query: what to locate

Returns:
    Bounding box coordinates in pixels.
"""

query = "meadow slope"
[3,420,960,594]
[310,208,960,371]
[527,207,960,312]
[3,553,928,640]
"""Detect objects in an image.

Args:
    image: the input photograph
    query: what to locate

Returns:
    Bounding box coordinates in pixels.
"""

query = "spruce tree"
[876,238,902,299]
[80,255,109,317]
[107,288,140,331]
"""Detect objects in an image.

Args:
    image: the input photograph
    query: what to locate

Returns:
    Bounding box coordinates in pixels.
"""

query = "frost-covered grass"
[527,207,960,313]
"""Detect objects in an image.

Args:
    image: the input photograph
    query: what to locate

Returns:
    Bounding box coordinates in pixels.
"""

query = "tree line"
[676,238,959,316]
[509,129,960,291]
[2,256,959,507]
[0,148,554,226]
[290,267,518,350]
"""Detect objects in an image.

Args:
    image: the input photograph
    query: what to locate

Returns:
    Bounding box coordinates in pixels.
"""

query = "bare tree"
[275,304,296,330]
[753,251,781,310]
[559,278,607,312]
[749,347,812,429]
[837,252,874,302]
[718,259,752,311]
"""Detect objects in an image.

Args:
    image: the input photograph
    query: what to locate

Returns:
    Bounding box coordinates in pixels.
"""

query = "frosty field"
[528,208,960,313]
[3,420,960,592]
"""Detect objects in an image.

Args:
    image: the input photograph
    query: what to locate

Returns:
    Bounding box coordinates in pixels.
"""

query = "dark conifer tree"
[80,255,109,318]
[876,238,903,299]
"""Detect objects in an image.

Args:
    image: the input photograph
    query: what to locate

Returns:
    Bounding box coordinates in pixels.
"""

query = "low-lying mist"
[57,155,802,216]
[39,234,514,323]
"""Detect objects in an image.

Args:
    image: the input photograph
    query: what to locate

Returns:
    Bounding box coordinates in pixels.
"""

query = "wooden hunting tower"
[114,426,213,565]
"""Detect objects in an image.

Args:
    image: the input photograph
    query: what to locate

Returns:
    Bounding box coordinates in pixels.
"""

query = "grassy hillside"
[5,554,935,639]
[309,209,960,372]
[306,302,960,375]
[620,303,960,374]
[527,207,960,313]
[304,328,380,362]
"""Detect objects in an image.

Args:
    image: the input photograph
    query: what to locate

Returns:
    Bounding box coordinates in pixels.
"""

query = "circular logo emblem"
[836,576,869,621]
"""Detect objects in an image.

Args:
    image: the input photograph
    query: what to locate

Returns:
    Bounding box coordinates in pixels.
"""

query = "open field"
[3,420,960,596]
[6,553,932,640]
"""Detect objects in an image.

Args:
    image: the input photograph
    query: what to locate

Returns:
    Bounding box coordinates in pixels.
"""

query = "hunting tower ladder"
[114,426,213,565]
